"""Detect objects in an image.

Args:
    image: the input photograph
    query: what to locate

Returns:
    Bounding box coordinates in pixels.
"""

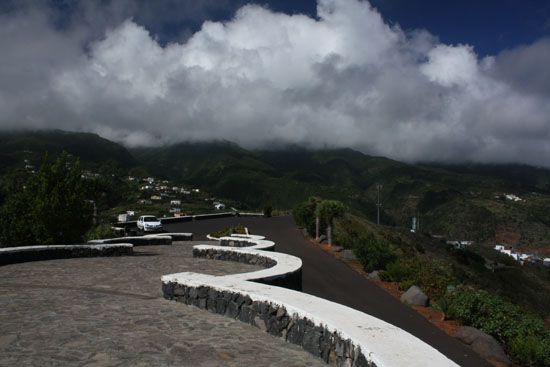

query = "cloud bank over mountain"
[1,0,550,165]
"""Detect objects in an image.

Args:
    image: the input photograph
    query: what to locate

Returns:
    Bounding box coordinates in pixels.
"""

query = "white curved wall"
[162,234,458,367]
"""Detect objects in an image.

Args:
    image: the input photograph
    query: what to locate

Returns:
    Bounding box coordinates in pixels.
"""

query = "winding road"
[165,215,491,367]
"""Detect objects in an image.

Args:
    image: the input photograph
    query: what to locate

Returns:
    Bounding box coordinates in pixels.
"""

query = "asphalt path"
[165,216,490,367]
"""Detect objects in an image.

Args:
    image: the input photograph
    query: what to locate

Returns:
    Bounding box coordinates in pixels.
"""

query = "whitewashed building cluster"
[494,244,549,266]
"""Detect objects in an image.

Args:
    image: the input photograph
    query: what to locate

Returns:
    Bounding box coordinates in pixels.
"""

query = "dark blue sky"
[369,0,550,56]
[262,0,550,55]
[23,0,549,56]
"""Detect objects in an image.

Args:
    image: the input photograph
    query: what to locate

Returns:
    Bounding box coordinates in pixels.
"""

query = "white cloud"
[1,0,550,166]
[420,44,479,87]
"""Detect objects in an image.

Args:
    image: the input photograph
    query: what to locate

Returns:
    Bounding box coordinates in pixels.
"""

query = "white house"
[169,208,181,214]
[505,194,522,202]
[214,203,225,210]
[170,200,181,206]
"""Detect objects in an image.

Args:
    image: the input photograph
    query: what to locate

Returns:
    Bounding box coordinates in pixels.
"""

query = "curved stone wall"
[89,235,172,246]
[0,244,133,266]
[193,244,301,290]
[218,236,276,251]
[145,233,193,241]
[162,235,458,367]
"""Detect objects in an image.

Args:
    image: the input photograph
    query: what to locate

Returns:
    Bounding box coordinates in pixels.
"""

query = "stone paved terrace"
[0,242,326,367]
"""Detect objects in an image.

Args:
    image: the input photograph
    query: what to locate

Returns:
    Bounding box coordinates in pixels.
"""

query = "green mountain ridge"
[0,130,137,172]
[132,140,550,246]
[2,130,550,247]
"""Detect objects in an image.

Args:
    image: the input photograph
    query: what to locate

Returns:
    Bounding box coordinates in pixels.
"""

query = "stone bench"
[0,244,133,266]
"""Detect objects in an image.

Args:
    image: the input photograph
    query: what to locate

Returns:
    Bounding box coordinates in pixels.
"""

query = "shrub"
[509,333,550,367]
[381,257,452,298]
[263,205,273,217]
[292,197,319,236]
[210,225,247,238]
[85,224,115,241]
[350,234,396,272]
[443,287,550,366]
[382,258,417,283]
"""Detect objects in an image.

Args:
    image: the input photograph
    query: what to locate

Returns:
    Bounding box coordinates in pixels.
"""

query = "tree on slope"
[316,200,345,246]
[0,153,93,247]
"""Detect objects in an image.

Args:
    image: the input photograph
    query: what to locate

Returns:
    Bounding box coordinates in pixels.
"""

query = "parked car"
[137,215,163,232]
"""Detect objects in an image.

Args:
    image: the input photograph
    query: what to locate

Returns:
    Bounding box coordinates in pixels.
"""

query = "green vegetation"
[84,224,115,241]
[292,197,320,237]
[442,287,550,366]
[209,225,247,238]
[340,233,396,272]
[0,154,93,247]
[381,257,453,299]
[133,141,550,247]
[5,131,550,247]
[294,197,550,366]
[315,200,345,245]
[0,130,136,174]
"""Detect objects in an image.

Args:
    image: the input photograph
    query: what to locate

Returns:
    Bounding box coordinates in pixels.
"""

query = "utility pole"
[376,184,382,225]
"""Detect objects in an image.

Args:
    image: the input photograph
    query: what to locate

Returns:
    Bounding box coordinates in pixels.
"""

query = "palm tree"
[307,196,322,241]
[316,200,345,245]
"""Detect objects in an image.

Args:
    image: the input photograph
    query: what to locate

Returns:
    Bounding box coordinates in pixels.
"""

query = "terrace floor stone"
[0,242,325,367]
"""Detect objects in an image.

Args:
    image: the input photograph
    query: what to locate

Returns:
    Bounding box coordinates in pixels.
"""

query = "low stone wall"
[193,244,302,291]
[162,234,458,367]
[229,234,266,240]
[218,236,275,251]
[0,244,133,266]
[219,238,257,248]
[161,212,236,224]
[145,233,193,241]
[163,282,368,366]
[193,247,276,268]
[89,236,172,246]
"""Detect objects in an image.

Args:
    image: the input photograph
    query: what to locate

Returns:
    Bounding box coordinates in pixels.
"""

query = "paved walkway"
[0,243,325,367]
[166,217,491,367]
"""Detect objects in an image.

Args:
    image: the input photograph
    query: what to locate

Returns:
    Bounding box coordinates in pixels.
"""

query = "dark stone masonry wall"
[193,248,302,291]
[163,283,374,367]
[0,245,133,266]
[220,239,258,248]
[193,248,276,267]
